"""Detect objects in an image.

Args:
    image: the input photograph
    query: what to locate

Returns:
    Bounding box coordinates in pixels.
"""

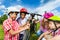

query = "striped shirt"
[3,18,19,40]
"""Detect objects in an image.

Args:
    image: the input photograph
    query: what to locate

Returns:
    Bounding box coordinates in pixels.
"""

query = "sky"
[0,0,60,17]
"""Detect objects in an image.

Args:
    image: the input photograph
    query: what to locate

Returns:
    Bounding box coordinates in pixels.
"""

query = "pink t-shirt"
[40,20,48,32]
[3,18,19,40]
[40,26,48,32]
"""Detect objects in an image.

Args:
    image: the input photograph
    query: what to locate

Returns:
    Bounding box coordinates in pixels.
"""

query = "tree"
[0,14,8,24]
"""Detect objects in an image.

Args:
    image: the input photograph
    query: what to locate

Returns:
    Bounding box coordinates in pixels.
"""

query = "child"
[37,12,54,36]
[3,7,30,40]
[38,20,56,40]
[17,8,29,40]
[48,16,60,35]
[40,12,54,33]
[38,13,57,40]
[46,16,60,40]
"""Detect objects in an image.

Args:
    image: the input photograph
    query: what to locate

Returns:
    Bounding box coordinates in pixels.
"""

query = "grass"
[0,24,4,40]
[29,33,39,40]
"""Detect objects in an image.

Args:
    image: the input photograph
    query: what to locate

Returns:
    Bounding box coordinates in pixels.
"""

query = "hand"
[25,25,30,30]
[25,23,30,29]
[26,21,30,26]
[35,20,40,23]
[32,19,35,22]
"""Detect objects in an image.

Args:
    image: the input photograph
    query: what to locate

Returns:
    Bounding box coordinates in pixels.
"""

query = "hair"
[8,13,10,15]
[20,12,27,15]
[41,18,45,28]
[41,18,50,30]
[8,12,18,16]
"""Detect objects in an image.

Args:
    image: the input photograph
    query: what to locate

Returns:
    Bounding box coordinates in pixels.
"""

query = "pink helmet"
[43,11,54,19]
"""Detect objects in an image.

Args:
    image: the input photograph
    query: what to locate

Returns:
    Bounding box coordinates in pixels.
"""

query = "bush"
[0,14,8,24]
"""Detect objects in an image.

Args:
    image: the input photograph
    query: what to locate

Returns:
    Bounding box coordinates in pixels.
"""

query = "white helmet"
[7,7,19,14]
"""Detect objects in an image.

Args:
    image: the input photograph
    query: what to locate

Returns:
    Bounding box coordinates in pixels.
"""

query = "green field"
[0,24,4,40]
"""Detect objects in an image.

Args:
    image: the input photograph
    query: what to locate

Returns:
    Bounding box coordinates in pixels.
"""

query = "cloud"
[27,8,35,13]
[8,5,23,10]
[40,0,44,3]
[52,10,60,16]
[35,0,60,15]
[0,5,6,15]
[0,5,6,10]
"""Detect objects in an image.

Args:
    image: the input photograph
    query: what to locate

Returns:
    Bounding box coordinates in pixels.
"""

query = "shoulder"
[3,19,8,24]
[17,17,20,21]
[17,17,20,20]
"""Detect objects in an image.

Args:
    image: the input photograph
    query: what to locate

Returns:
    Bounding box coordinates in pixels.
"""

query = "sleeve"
[16,17,20,23]
[16,18,22,26]
[3,21,11,32]
[16,18,19,23]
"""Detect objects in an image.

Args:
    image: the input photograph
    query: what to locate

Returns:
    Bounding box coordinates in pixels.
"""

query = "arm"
[20,23,27,27]
[38,31,50,40]
[38,33,45,40]
[48,35,60,40]
[9,23,30,36]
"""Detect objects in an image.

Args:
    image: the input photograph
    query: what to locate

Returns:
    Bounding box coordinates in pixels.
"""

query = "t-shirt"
[40,20,48,32]
[17,17,28,34]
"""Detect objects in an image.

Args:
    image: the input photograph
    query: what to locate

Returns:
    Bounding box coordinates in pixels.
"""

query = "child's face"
[9,12,18,20]
[20,13,26,19]
[49,21,56,30]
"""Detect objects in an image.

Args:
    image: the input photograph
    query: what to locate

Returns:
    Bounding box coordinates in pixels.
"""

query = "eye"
[15,13,18,15]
